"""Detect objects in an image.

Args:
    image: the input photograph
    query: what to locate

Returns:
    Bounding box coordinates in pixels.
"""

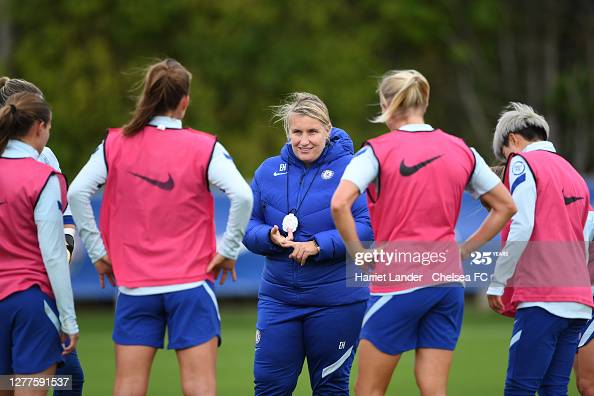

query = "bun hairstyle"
[492,102,549,162]
[122,59,192,136]
[0,77,43,106]
[372,70,430,124]
[0,92,51,154]
[273,92,332,140]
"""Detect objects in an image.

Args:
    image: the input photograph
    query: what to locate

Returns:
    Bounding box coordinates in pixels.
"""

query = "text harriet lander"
[354,273,491,283]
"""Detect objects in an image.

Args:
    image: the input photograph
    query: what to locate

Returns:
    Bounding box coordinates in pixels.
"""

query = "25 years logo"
[470,251,493,265]
[469,251,508,265]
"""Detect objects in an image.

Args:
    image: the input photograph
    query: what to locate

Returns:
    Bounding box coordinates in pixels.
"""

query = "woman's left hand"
[283,241,319,266]
[207,254,237,285]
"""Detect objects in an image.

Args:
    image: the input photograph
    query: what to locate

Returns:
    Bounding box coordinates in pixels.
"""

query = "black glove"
[65,233,75,264]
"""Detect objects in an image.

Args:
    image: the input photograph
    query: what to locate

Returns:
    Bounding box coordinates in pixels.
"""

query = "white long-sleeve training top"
[487,141,591,320]
[2,139,78,334]
[38,147,73,220]
[68,116,253,296]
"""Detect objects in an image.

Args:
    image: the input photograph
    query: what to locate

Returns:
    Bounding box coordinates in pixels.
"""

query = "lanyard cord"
[286,163,322,215]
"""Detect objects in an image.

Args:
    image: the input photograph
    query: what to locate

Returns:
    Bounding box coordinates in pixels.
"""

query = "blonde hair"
[492,102,549,162]
[273,92,331,139]
[372,70,430,124]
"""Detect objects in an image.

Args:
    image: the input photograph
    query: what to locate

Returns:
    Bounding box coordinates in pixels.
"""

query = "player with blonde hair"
[332,69,515,395]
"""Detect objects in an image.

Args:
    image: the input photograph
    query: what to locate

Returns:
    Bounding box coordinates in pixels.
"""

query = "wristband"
[64,229,75,263]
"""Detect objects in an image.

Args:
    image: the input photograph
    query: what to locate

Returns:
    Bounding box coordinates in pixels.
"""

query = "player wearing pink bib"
[575,205,594,396]
[0,93,78,393]
[488,102,592,395]
[332,70,516,395]
[0,76,84,396]
[100,125,217,287]
[69,59,253,396]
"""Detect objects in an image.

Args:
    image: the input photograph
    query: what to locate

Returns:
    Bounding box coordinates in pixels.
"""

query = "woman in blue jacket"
[244,92,373,395]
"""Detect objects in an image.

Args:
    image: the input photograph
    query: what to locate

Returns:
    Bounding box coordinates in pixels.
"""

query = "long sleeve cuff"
[486,285,505,296]
[61,317,80,335]
[86,232,107,263]
[245,224,285,256]
[312,231,344,262]
[218,235,241,260]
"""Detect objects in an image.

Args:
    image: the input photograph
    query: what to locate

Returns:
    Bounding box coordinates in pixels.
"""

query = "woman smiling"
[243,92,373,395]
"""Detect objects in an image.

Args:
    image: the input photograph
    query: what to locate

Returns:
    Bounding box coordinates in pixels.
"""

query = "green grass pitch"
[67,302,580,395]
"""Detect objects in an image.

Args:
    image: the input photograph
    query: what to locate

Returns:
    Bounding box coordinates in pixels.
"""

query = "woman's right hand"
[61,332,79,355]
[94,255,115,288]
[270,225,293,246]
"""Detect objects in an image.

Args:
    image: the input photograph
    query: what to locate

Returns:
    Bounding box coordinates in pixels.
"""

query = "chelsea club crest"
[321,170,334,180]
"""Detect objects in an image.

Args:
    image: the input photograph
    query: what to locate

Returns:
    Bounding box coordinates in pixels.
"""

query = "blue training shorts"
[360,286,464,355]
[0,286,63,374]
[113,282,220,350]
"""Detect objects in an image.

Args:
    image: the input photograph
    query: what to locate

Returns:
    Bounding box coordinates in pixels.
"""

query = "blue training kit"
[244,127,373,395]
[361,286,464,355]
[254,299,366,395]
[0,286,63,374]
[113,282,220,349]
[505,306,587,395]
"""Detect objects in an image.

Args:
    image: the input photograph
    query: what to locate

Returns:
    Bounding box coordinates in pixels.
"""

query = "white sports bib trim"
[119,280,207,296]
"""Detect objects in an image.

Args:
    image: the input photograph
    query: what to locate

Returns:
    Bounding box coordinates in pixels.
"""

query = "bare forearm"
[461,209,511,256]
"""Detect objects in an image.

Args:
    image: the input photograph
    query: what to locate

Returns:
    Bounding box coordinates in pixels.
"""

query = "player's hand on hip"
[61,332,79,355]
[487,294,504,314]
[207,254,237,285]
[94,255,115,288]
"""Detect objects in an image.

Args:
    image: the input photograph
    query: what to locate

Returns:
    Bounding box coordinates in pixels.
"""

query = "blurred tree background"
[0,0,592,179]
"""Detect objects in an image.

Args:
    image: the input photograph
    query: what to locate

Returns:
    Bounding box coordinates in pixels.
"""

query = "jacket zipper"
[293,168,307,287]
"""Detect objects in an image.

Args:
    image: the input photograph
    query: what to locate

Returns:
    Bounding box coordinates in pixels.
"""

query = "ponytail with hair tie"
[122,58,192,136]
[0,92,51,155]
[372,69,430,124]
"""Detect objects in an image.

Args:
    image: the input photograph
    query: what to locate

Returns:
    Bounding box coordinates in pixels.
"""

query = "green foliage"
[3,0,593,179]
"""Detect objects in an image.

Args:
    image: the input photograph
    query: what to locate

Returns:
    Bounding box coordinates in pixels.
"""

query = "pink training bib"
[500,150,593,317]
[365,129,475,293]
[100,126,217,287]
[0,157,67,300]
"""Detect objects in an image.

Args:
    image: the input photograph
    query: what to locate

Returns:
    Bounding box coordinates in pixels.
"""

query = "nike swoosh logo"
[399,155,443,176]
[129,172,175,191]
[273,172,287,176]
[563,196,584,205]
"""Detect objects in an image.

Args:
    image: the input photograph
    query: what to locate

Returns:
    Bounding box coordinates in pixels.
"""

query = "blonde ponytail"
[372,70,430,124]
